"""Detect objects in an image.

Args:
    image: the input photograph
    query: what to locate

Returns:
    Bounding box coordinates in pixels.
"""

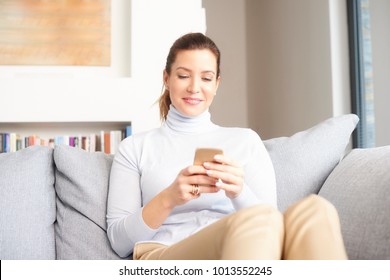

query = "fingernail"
[214,155,222,161]
[206,170,212,175]
[216,179,223,187]
[203,162,210,167]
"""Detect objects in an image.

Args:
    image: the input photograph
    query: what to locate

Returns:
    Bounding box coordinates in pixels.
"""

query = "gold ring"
[192,184,200,195]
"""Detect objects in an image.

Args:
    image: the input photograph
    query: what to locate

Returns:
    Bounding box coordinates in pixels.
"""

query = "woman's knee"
[227,204,284,234]
[287,194,337,215]
[221,205,284,259]
[284,194,340,229]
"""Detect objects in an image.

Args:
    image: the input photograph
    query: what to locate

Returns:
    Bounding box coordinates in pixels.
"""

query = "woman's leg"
[283,194,348,260]
[134,204,284,260]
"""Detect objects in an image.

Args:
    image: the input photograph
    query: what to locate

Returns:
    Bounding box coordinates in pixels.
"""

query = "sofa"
[0,114,389,260]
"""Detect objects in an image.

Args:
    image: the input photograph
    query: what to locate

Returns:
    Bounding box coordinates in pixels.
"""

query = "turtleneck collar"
[164,105,218,134]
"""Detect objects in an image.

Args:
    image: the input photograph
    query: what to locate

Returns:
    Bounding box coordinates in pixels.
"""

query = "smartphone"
[193,148,224,165]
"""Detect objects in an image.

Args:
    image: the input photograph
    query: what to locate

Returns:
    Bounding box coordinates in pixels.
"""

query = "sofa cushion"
[264,114,359,212]
[54,145,122,259]
[0,146,56,259]
[319,146,390,260]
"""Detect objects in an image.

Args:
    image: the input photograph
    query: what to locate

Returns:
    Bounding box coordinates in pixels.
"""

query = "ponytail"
[158,88,171,121]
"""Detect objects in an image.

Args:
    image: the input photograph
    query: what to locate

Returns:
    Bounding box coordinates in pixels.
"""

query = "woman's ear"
[215,75,221,95]
[163,70,169,89]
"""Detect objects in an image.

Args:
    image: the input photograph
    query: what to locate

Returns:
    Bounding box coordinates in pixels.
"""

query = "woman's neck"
[164,105,217,134]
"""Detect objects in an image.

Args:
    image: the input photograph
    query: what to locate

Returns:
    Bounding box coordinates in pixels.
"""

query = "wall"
[247,0,336,139]
[202,0,248,128]
[370,0,390,146]
[1,0,353,141]
[205,0,350,140]
[0,0,206,136]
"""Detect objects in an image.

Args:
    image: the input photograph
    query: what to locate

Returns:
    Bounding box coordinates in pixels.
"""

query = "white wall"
[0,0,206,135]
[1,0,353,142]
[371,0,390,146]
[329,0,352,118]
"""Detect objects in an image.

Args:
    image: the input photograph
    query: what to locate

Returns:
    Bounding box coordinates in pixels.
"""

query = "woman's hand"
[143,165,219,229]
[203,155,244,199]
[164,165,219,207]
[143,157,243,229]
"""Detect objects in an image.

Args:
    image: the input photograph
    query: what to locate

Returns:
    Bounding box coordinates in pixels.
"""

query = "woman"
[106,32,347,260]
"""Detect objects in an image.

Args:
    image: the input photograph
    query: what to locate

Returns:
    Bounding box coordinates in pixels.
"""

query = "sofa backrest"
[3,114,389,260]
[264,114,359,212]
[53,145,122,260]
[0,146,56,260]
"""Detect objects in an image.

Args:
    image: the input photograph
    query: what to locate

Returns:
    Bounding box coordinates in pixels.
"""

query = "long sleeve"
[106,138,157,258]
[106,109,278,255]
[231,130,277,210]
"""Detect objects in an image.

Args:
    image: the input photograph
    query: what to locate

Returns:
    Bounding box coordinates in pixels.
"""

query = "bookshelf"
[0,122,131,140]
[0,121,132,154]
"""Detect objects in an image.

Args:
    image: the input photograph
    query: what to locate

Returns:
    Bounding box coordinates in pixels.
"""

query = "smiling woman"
[0,0,110,66]
[163,49,220,118]
[159,33,221,121]
[106,32,348,261]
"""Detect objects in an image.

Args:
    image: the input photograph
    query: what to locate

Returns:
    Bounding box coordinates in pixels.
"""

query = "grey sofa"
[1,114,389,260]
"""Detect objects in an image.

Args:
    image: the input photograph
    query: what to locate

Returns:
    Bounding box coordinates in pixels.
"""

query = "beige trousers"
[133,195,348,260]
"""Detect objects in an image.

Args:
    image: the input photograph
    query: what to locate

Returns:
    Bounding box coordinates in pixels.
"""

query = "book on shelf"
[110,130,122,155]
[0,122,132,154]
[104,131,110,154]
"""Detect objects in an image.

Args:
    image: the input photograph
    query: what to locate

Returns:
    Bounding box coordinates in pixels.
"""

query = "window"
[347,0,376,148]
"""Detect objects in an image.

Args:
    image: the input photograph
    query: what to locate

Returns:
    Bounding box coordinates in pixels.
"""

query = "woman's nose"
[187,78,200,94]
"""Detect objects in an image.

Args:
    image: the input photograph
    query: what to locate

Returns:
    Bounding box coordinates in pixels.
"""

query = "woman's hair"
[158,32,221,121]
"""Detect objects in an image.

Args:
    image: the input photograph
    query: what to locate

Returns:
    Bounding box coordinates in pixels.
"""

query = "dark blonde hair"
[158,33,221,121]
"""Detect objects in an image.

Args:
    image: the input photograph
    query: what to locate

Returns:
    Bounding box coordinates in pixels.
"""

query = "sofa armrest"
[319,146,390,259]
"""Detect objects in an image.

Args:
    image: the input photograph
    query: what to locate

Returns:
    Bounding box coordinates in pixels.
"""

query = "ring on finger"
[191,184,200,195]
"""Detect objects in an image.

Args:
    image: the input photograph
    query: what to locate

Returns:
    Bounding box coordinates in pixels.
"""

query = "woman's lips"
[183,98,202,105]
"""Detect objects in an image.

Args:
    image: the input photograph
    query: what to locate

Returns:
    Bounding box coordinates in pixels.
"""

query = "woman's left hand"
[203,154,244,199]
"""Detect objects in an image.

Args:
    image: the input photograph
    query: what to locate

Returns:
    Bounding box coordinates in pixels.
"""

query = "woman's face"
[164,49,220,117]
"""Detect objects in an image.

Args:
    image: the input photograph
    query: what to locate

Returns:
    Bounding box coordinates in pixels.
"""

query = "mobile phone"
[193,148,224,165]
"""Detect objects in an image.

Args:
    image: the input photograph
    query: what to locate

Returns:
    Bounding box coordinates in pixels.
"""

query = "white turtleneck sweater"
[106,106,277,258]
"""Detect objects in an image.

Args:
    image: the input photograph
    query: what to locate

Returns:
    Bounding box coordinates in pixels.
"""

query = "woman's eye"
[178,75,189,79]
[203,77,213,82]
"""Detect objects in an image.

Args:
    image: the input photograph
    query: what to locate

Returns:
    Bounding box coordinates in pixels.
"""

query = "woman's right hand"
[163,165,220,207]
[142,165,219,230]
